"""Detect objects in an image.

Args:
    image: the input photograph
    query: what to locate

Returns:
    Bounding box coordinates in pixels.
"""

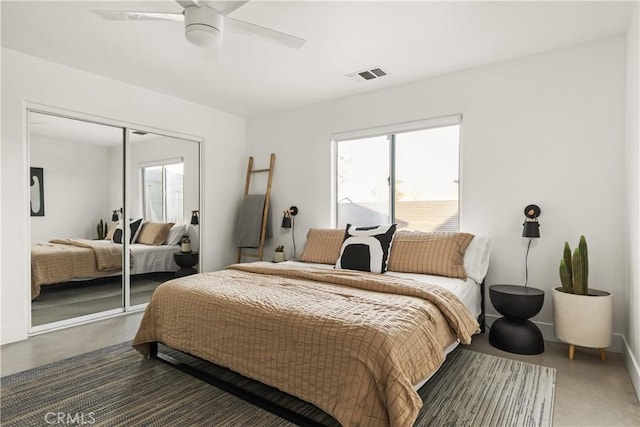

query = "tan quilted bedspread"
[133,262,479,426]
[31,239,122,299]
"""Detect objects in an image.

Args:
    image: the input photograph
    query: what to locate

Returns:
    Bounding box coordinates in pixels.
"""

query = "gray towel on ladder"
[236,194,272,248]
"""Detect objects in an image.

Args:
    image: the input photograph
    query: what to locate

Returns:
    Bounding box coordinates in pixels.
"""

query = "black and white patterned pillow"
[335,224,397,273]
[112,218,143,244]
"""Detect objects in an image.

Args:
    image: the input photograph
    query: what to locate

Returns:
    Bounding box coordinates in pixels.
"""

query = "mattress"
[130,243,180,274]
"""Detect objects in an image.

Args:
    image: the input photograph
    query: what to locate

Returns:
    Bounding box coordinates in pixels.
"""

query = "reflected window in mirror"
[142,161,184,223]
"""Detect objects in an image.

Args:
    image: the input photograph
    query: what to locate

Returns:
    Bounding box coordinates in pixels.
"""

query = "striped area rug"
[1,343,555,426]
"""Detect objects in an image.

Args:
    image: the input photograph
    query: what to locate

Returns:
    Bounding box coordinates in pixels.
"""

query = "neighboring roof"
[337,200,458,232]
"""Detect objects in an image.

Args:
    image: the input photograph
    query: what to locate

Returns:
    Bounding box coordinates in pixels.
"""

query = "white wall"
[624,5,640,398]
[1,48,247,344]
[106,145,123,222]
[30,136,112,243]
[248,36,628,350]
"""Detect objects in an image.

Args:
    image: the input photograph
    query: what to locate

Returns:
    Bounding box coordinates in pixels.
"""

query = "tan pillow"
[105,223,117,240]
[136,222,175,245]
[387,231,475,279]
[299,228,345,264]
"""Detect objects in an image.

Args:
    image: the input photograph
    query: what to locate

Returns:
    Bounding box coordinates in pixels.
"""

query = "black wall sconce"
[522,204,541,238]
[281,206,298,229]
[190,210,200,225]
[112,208,122,222]
[522,204,541,287]
[281,206,299,259]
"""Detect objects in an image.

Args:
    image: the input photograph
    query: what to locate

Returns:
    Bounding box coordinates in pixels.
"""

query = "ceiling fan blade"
[91,10,184,21]
[225,17,305,49]
[202,1,250,15]
[176,0,199,8]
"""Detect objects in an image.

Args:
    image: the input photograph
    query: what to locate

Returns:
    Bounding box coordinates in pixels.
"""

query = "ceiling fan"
[91,0,306,50]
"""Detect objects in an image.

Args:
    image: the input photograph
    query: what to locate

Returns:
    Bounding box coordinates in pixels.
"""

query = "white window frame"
[332,114,462,230]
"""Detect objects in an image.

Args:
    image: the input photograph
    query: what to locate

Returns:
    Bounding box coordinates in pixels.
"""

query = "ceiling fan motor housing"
[184,5,223,48]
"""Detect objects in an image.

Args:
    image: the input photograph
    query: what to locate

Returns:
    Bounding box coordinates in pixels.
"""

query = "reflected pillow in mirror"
[105,223,117,240]
[166,223,187,245]
[137,222,175,245]
[112,218,143,244]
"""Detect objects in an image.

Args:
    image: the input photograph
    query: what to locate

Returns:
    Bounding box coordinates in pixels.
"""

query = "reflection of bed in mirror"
[30,222,187,300]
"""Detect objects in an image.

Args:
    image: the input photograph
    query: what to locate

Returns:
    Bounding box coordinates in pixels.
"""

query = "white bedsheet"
[130,244,181,275]
[283,261,482,318]
[386,270,482,319]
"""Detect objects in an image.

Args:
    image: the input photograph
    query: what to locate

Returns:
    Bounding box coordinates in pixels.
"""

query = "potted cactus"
[553,235,612,361]
[274,245,285,263]
[97,219,107,240]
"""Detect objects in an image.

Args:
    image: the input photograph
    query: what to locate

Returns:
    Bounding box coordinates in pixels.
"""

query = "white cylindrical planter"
[274,252,285,263]
[553,287,613,348]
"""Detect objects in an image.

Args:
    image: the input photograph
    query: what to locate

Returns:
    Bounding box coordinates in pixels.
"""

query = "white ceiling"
[29,111,165,146]
[2,1,636,117]
[29,111,123,146]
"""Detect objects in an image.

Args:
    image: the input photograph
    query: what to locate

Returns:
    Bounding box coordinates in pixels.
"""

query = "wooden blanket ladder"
[237,153,275,263]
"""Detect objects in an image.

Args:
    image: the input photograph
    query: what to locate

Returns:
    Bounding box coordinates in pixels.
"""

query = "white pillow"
[463,235,491,283]
[166,223,187,245]
[186,224,199,252]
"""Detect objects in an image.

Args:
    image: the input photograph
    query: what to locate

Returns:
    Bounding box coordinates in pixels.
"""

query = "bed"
[31,222,186,299]
[133,228,491,426]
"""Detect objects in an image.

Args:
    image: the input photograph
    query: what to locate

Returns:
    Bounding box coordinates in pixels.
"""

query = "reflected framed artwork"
[30,167,44,216]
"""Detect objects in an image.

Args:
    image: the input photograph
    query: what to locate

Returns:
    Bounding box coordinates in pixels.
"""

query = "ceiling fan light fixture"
[92,2,306,50]
[184,5,223,48]
[185,24,222,48]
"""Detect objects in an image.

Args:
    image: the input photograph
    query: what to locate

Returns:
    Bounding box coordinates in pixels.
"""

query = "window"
[336,120,460,232]
[142,162,184,223]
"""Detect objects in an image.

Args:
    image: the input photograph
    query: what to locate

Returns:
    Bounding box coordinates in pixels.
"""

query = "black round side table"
[489,284,545,355]
[173,252,199,278]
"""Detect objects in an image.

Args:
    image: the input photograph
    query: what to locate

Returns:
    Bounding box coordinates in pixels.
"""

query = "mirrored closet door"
[28,110,200,330]
[127,130,200,309]
[29,111,125,327]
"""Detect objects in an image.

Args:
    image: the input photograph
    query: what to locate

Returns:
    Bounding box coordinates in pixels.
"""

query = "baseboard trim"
[622,335,640,401]
[485,314,624,353]
[1,322,28,345]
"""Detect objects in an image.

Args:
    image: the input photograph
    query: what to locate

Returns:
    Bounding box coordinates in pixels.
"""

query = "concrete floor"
[1,312,145,376]
[1,313,639,426]
[31,275,167,325]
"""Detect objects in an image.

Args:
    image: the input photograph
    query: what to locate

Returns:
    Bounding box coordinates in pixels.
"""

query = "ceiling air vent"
[346,67,389,82]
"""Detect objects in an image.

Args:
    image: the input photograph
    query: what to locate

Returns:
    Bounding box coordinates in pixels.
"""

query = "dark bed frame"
[149,280,486,426]
[149,341,330,427]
